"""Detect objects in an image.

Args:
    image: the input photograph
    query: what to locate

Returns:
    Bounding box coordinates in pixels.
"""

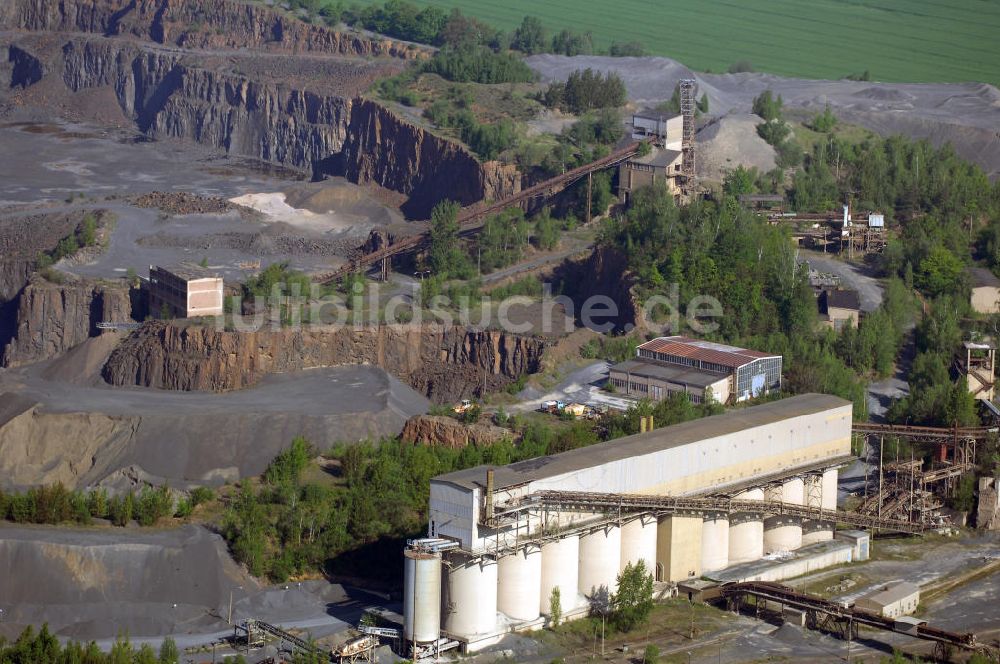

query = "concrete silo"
[620,515,658,575]
[701,513,730,572]
[579,525,622,601]
[763,477,804,553]
[403,548,442,649]
[498,545,542,622]
[729,487,765,564]
[540,535,580,615]
[443,554,497,638]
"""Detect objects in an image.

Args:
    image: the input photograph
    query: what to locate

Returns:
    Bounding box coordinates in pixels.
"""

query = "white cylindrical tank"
[620,515,657,574]
[579,525,622,600]
[782,477,805,505]
[540,535,579,615]
[763,515,802,553]
[729,488,764,564]
[822,468,838,511]
[498,545,542,622]
[801,519,834,545]
[701,514,730,572]
[442,554,497,637]
[403,548,442,644]
[728,513,764,564]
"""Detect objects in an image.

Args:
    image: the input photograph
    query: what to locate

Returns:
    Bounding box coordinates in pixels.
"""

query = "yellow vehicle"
[452,399,473,414]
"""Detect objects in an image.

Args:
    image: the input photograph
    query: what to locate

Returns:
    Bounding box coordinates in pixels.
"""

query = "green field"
[353,0,1000,86]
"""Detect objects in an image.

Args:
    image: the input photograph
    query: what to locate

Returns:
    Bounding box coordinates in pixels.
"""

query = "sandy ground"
[0,121,406,280]
[526,55,1000,180]
[511,360,636,413]
[0,523,398,649]
[0,344,429,489]
[696,113,776,181]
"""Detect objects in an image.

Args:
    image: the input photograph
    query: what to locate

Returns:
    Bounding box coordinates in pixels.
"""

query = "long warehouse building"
[408,394,853,652]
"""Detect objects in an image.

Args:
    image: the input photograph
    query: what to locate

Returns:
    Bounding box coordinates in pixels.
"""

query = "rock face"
[557,245,641,333]
[54,38,353,173]
[103,322,546,402]
[400,414,514,448]
[2,0,524,214]
[0,0,418,59]
[0,278,137,368]
[338,99,522,217]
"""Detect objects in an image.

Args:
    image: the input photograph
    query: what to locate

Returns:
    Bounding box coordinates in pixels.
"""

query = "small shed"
[969,267,1000,314]
[819,288,861,330]
[855,581,920,618]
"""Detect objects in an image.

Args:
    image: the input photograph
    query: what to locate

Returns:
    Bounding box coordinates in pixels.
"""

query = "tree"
[915,246,964,297]
[610,560,654,632]
[428,200,467,278]
[511,16,547,54]
[727,60,754,73]
[697,93,709,114]
[549,586,562,627]
[643,644,661,663]
[79,214,98,246]
[609,41,646,57]
[723,166,757,197]
[751,90,784,121]
[810,105,837,133]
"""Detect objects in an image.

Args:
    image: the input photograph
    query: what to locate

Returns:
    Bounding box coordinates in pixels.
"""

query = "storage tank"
[442,554,497,638]
[701,514,729,572]
[729,488,764,564]
[578,525,622,600]
[781,477,805,505]
[540,535,579,615]
[498,545,542,622]
[403,548,442,645]
[620,515,657,574]
[801,519,834,545]
[763,515,802,553]
[822,468,838,511]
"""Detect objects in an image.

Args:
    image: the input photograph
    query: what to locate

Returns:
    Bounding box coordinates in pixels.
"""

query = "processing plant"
[399,393,925,656]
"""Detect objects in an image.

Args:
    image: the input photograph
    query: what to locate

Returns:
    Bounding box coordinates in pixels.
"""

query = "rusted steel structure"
[720,581,989,660]
[314,142,645,284]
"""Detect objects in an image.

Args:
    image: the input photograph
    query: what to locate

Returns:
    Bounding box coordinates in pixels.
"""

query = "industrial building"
[969,267,1000,314]
[819,289,861,331]
[617,147,684,205]
[609,336,782,404]
[404,394,853,655]
[630,112,682,149]
[148,265,224,318]
[855,581,921,618]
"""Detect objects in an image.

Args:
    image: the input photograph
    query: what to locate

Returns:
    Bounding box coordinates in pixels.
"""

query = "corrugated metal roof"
[638,336,779,369]
[609,359,725,388]
[433,393,851,492]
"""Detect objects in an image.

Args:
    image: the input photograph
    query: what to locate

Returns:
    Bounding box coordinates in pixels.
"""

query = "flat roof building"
[609,358,731,404]
[631,112,682,150]
[429,393,851,553]
[855,581,920,618]
[148,265,224,319]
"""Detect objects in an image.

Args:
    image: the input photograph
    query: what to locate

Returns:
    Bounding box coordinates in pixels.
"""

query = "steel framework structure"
[314,141,645,284]
[679,78,696,179]
[720,581,989,660]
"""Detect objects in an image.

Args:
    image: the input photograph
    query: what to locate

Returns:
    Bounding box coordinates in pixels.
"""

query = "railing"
[489,490,926,534]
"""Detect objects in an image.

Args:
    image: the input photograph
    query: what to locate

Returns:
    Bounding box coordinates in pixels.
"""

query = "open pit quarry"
[2,0,1000,654]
